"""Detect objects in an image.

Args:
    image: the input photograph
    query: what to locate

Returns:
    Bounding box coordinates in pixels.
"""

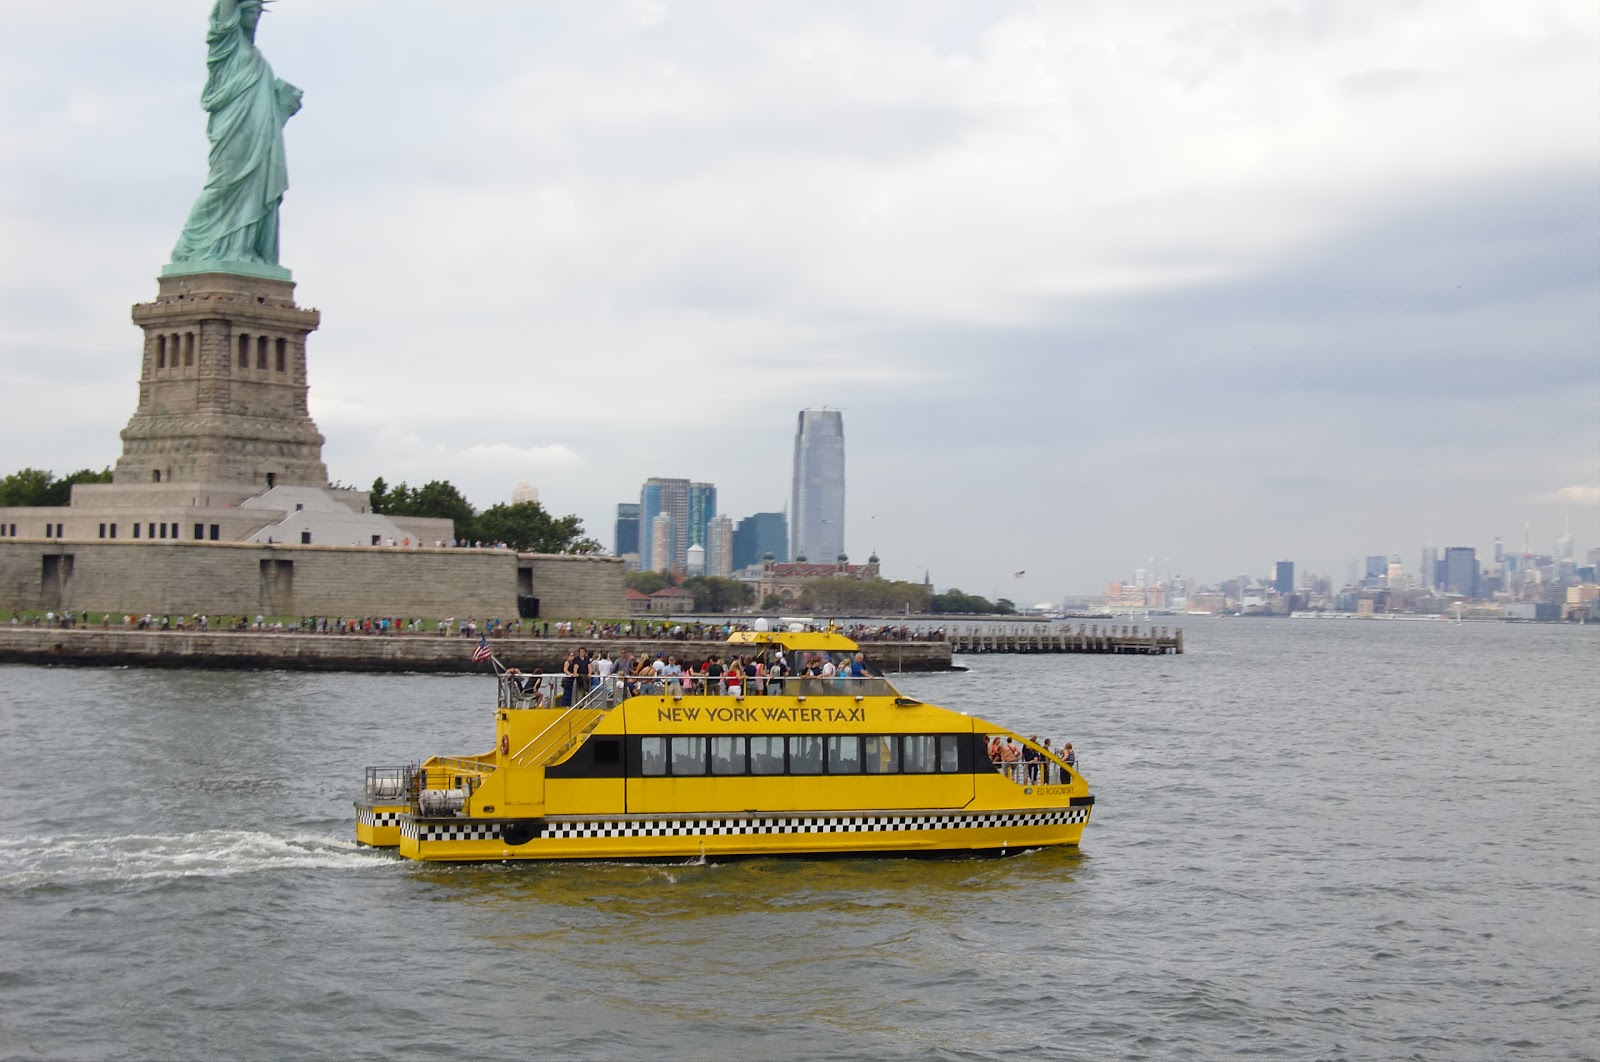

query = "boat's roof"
[726,630,861,652]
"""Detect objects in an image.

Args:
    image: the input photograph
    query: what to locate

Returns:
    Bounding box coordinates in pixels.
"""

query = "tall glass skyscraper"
[790,409,845,562]
[639,477,687,573]
[732,512,788,570]
[687,482,717,551]
[639,478,716,573]
[614,503,640,557]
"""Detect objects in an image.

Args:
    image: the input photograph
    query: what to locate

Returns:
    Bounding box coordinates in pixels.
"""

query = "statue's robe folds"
[170,3,301,267]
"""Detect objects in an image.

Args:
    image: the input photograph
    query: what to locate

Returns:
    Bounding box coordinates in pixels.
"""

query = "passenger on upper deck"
[999,737,1021,781]
[559,651,576,706]
[1022,737,1042,784]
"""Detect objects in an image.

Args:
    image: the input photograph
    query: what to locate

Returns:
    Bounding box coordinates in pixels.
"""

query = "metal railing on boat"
[499,671,903,708]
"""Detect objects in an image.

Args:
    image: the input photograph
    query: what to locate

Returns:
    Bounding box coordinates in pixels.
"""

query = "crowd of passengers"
[518,620,946,642]
[986,734,1078,784]
[502,647,879,707]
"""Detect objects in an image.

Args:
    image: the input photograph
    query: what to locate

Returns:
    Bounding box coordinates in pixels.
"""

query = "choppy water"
[0,619,1595,1061]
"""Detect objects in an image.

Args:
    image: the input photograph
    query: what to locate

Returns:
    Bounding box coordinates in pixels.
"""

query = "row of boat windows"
[639,734,962,777]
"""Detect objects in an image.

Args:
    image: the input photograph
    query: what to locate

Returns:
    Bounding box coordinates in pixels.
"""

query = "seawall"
[0,628,956,673]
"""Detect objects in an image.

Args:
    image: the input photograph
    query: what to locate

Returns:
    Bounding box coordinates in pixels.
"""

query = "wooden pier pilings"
[949,624,1183,655]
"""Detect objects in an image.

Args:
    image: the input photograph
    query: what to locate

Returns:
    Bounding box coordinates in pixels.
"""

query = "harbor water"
[0,618,1594,1060]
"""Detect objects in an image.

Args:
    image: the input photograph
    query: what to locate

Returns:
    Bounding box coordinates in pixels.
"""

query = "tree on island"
[0,467,114,507]
[624,570,677,596]
[621,572,754,611]
[798,577,932,614]
[475,502,599,554]
[929,588,1016,615]
[368,476,597,552]
[681,576,755,612]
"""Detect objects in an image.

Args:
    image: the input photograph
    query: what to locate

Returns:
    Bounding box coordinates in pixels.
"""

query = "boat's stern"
[354,766,412,848]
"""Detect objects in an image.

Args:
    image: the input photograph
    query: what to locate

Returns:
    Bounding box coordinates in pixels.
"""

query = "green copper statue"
[165,0,301,281]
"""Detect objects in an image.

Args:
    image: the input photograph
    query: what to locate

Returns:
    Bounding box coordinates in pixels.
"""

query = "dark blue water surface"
[0,618,1594,1060]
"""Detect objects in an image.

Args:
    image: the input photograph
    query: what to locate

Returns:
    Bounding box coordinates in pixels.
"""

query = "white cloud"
[1533,486,1600,507]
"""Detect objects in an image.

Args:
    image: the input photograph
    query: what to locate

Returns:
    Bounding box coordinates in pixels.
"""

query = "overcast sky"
[1,1,1595,598]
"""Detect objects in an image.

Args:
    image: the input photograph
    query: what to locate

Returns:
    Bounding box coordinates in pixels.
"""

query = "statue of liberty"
[166,0,301,280]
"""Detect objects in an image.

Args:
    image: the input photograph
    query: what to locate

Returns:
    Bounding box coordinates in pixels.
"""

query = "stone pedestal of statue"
[115,271,329,490]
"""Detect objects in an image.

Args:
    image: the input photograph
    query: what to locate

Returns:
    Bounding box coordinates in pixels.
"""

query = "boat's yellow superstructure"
[355,631,1092,861]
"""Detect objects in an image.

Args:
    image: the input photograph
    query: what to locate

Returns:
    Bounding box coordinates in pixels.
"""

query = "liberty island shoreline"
[0,625,956,673]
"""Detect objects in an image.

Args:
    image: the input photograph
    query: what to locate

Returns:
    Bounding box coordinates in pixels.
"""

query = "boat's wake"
[0,829,385,890]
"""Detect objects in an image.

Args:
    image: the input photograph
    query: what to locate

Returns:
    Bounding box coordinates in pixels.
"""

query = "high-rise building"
[511,482,539,505]
[639,477,688,572]
[649,512,672,574]
[638,477,715,573]
[614,502,640,557]
[705,514,734,578]
[1442,546,1479,598]
[1273,561,1295,595]
[791,409,845,562]
[687,482,717,552]
[1420,545,1438,590]
[1364,555,1387,587]
[732,512,788,570]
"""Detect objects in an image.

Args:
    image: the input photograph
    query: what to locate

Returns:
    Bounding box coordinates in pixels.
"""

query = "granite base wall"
[0,541,624,620]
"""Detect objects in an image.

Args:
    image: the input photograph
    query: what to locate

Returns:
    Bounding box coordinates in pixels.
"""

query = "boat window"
[710,736,746,775]
[640,736,667,776]
[938,735,961,772]
[903,735,937,773]
[671,737,707,776]
[749,736,785,775]
[826,735,861,773]
[789,736,824,775]
[862,735,899,774]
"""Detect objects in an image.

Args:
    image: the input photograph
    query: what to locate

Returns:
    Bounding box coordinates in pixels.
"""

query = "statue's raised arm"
[166,0,301,280]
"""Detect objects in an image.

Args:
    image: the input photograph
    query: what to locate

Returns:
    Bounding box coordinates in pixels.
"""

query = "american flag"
[470,636,492,664]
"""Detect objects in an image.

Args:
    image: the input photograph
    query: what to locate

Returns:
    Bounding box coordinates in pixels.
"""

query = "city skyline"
[1101,532,1596,602]
[0,3,1593,596]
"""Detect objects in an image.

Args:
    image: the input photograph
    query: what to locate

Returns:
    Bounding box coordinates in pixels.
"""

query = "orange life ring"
[500,734,510,755]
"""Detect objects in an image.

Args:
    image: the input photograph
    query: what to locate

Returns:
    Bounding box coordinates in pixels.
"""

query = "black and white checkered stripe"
[407,820,502,842]
[543,808,1087,839]
[398,808,1087,844]
[357,807,405,828]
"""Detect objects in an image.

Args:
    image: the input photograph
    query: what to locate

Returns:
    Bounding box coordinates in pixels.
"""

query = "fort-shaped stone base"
[117,271,327,491]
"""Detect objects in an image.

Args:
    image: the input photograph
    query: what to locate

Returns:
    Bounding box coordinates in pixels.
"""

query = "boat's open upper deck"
[495,628,905,709]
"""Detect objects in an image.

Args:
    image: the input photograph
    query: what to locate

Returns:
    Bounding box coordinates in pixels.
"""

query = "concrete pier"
[0,628,957,674]
[949,624,1183,655]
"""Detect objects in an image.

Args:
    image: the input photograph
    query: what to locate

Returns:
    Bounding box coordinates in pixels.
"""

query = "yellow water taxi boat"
[355,629,1092,861]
